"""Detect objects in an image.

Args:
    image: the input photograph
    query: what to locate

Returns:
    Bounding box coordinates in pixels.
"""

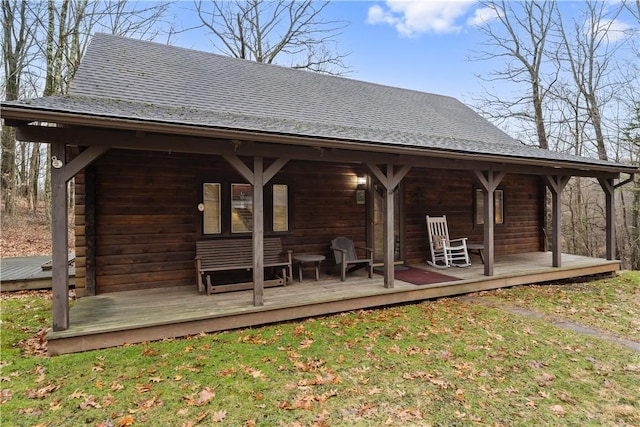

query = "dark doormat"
[376,267,460,285]
[373,265,409,274]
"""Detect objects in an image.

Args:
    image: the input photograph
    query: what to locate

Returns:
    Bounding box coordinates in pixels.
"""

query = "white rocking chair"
[426,215,471,268]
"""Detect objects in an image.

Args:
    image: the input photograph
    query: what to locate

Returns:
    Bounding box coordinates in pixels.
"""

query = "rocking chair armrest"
[448,237,468,244]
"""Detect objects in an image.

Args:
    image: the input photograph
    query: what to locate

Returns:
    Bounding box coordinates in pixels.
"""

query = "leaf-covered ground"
[478,271,640,343]
[0,200,74,258]
[1,272,639,427]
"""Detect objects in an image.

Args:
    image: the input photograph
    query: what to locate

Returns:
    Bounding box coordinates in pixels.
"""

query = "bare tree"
[194,0,349,74]
[471,0,558,149]
[1,0,42,214]
[619,103,640,269]
[556,1,628,161]
[2,1,176,218]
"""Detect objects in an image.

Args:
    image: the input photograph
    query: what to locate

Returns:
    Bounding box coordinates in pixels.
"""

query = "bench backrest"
[196,237,285,270]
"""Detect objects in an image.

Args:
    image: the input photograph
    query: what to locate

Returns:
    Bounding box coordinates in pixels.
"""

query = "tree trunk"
[632,176,640,270]
[28,143,41,211]
[1,128,16,215]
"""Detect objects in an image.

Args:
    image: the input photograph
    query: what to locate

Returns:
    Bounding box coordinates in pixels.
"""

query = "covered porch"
[47,252,619,355]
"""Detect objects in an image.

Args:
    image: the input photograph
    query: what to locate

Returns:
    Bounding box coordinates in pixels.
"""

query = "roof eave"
[2,104,637,176]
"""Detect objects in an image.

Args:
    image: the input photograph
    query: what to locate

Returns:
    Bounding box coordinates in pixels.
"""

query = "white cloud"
[367,0,476,37]
[466,5,500,27]
[596,18,633,43]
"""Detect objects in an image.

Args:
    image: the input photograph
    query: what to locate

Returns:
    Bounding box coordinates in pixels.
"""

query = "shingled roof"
[2,33,636,172]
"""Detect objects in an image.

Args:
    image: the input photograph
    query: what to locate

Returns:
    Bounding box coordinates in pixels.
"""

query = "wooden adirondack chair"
[330,236,374,281]
[426,215,471,268]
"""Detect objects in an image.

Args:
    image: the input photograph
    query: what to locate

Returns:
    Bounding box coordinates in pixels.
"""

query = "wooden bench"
[195,238,293,295]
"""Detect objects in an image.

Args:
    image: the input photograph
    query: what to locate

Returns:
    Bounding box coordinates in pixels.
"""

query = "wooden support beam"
[223,154,254,184]
[364,163,392,287]
[383,163,395,288]
[222,155,274,306]
[364,162,412,288]
[614,174,634,189]
[473,170,505,276]
[253,157,265,306]
[264,157,289,183]
[598,177,615,260]
[51,143,69,330]
[389,164,411,191]
[544,175,571,267]
[64,145,110,182]
[14,125,629,178]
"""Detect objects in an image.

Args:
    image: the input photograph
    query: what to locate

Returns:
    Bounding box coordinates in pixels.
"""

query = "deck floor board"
[47,252,620,354]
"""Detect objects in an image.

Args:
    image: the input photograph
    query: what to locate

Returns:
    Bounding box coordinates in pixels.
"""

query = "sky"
[164,0,638,107]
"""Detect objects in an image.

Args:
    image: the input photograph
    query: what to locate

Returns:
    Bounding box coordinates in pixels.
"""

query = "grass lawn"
[1,272,639,426]
[479,270,640,343]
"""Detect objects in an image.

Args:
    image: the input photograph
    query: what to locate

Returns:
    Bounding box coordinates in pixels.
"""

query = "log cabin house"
[1,34,637,355]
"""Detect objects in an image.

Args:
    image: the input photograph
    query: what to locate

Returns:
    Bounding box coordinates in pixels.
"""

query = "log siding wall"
[403,170,544,265]
[74,150,544,295]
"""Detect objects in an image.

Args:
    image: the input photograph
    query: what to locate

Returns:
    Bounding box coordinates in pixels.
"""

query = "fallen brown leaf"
[211,410,227,422]
[26,384,60,399]
[550,404,566,417]
[117,415,135,426]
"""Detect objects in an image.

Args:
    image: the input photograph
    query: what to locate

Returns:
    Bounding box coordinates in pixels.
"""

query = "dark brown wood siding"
[74,170,87,295]
[403,169,544,264]
[278,161,368,263]
[77,150,543,294]
[84,151,367,293]
[91,150,200,292]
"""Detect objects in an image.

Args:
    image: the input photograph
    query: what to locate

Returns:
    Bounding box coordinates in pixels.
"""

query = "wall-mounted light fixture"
[356,175,367,205]
[51,156,64,169]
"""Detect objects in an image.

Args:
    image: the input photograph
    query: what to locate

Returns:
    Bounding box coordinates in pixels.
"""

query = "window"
[475,188,504,225]
[272,184,289,232]
[202,183,221,234]
[231,183,253,233]
[201,182,290,235]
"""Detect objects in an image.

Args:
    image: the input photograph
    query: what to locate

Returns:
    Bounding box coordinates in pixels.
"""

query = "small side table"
[467,243,485,264]
[294,254,325,282]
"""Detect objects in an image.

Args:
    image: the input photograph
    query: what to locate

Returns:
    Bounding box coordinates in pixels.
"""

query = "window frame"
[474,188,505,226]
[200,181,293,237]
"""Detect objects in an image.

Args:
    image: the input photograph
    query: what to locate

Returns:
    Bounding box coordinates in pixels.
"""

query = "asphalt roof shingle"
[2,33,636,172]
[69,33,516,147]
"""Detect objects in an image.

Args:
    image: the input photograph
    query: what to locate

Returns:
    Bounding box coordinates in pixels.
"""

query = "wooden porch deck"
[0,255,75,292]
[47,252,620,355]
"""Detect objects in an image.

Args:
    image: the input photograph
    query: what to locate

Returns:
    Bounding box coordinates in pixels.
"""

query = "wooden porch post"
[224,154,289,306]
[473,170,505,276]
[383,164,395,288]
[51,143,70,331]
[598,177,615,260]
[365,162,411,288]
[50,145,110,328]
[544,175,570,267]
[253,157,265,306]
